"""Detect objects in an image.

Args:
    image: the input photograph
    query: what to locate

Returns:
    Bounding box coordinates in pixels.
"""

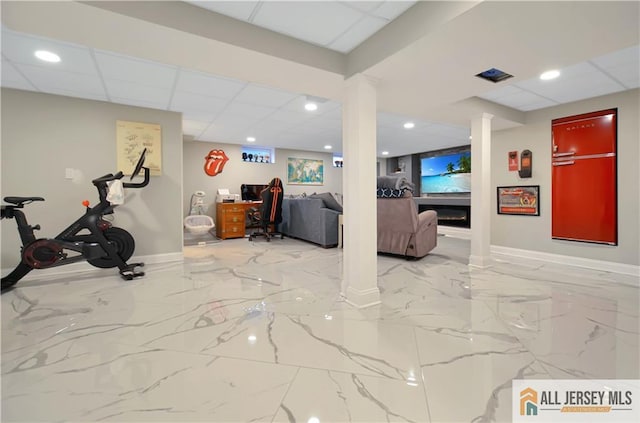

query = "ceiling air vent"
[475,68,513,83]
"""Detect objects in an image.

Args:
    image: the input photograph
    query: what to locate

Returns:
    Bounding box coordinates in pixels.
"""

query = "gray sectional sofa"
[278,197,341,248]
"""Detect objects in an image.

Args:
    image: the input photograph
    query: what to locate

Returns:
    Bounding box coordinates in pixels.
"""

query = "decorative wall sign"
[116,120,162,176]
[497,185,540,216]
[204,149,229,176]
[287,158,324,185]
[508,151,518,171]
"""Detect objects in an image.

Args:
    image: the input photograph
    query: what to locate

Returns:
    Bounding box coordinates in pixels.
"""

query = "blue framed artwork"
[287,158,324,185]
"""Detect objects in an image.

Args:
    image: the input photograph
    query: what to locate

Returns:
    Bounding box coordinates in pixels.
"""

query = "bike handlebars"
[123,167,150,188]
[91,167,150,188]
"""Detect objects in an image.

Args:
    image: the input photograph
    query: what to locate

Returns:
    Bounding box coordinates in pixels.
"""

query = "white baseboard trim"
[344,286,381,309]
[490,245,639,277]
[2,252,184,280]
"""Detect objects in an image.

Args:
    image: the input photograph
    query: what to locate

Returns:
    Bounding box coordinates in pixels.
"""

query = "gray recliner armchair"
[377,191,438,258]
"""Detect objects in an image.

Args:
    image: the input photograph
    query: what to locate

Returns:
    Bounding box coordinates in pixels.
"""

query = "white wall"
[491,89,639,266]
[183,140,343,219]
[1,88,184,268]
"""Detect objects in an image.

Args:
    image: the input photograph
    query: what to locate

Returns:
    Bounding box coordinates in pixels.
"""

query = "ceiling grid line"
[1,53,39,92]
[247,1,264,23]
[166,67,184,111]
[587,60,630,90]
[89,49,111,102]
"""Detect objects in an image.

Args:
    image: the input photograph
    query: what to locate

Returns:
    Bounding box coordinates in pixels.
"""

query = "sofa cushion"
[309,192,343,213]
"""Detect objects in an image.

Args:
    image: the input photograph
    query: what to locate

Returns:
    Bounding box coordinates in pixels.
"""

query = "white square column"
[469,112,493,268]
[341,74,380,308]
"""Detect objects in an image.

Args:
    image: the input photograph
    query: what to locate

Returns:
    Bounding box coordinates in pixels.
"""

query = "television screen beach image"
[421,152,471,194]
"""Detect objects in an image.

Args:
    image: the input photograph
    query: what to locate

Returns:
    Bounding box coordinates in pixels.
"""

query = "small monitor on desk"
[241,184,268,202]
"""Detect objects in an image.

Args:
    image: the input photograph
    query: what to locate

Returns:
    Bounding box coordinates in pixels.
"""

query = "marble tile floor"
[1,235,638,422]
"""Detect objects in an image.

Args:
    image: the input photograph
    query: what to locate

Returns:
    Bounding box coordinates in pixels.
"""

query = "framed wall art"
[116,120,162,176]
[497,185,540,216]
[287,158,324,185]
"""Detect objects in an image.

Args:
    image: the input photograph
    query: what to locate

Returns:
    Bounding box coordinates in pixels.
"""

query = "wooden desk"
[216,201,261,239]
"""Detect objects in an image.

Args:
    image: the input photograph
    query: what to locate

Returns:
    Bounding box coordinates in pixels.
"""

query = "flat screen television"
[241,184,268,201]
[420,151,471,195]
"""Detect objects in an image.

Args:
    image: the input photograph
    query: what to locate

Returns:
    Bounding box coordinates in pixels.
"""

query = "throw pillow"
[310,192,343,213]
[377,187,410,198]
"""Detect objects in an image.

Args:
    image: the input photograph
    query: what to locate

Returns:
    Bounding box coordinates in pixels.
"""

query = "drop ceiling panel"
[480,87,557,111]
[329,15,388,53]
[346,1,386,13]
[224,102,277,120]
[214,111,263,129]
[197,125,239,143]
[181,110,219,123]
[476,85,523,102]
[233,84,299,108]
[1,60,34,89]
[591,45,640,89]
[266,109,313,125]
[1,30,98,75]
[253,2,362,46]
[249,119,295,133]
[175,70,246,99]
[184,1,259,21]
[16,64,105,96]
[182,119,210,137]
[170,91,229,115]
[517,62,625,103]
[370,1,416,20]
[319,104,342,120]
[105,79,172,105]
[377,112,412,128]
[112,96,168,110]
[94,51,177,87]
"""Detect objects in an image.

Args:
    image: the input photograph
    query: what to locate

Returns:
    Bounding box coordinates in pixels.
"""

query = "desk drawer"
[220,204,245,214]
[220,223,244,237]
[222,212,245,224]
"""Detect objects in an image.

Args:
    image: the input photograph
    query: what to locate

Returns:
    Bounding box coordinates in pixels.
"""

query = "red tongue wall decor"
[204,149,229,176]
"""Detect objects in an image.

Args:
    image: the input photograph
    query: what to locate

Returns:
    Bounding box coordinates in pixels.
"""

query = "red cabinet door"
[552,109,616,156]
[552,156,617,244]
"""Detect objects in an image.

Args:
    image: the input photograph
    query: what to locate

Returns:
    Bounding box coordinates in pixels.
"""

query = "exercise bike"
[1,149,150,292]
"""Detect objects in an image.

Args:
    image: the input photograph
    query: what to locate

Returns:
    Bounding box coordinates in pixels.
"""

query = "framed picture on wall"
[287,158,324,185]
[497,185,540,216]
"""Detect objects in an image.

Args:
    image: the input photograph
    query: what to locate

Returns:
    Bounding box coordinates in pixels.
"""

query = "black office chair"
[248,177,284,242]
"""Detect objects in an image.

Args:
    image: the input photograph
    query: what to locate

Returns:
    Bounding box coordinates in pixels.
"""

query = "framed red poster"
[497,185,539,216]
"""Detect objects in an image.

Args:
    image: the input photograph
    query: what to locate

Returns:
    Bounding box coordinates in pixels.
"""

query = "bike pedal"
[119,262,145,281]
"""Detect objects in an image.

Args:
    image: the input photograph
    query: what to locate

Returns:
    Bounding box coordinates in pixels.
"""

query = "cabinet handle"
[553,151,575,157]
[553,160,575,166]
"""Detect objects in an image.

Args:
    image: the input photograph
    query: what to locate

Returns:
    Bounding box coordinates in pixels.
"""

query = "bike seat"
[3,197,45,206]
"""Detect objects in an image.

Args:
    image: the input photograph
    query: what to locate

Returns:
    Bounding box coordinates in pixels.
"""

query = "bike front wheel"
[87,227,135,269]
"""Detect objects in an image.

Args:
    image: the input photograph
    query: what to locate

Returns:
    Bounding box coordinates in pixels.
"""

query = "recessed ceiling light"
[540,70,560,80]
[381,151,389,156]
[403,122,415,129]
[304,102,318,111]
[246,136,256,142]
[34,50,60,63]
[324,145,332,150]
